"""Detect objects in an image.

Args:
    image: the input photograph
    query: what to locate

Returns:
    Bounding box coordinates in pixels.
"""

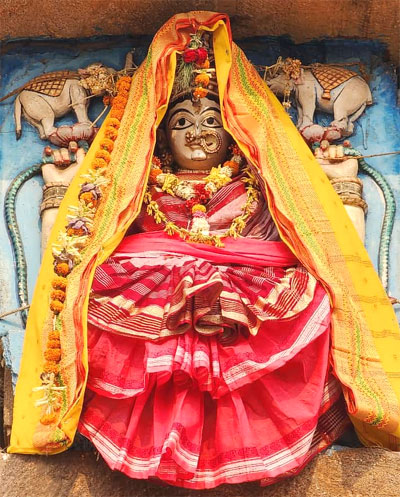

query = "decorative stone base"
[1,448,400,497]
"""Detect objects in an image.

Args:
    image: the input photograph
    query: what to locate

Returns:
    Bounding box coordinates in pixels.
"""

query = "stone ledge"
[1,448,400,497]
[0,0,399,64]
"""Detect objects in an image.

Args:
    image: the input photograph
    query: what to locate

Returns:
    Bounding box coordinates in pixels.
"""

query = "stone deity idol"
[9,11,400,490]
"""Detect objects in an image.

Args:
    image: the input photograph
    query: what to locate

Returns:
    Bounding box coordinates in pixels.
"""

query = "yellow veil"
[9,11,400,454]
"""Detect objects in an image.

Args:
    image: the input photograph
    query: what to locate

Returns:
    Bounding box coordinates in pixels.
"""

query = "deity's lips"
[191,148,207,160]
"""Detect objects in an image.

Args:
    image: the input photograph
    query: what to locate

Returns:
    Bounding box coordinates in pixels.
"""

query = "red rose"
[196,47,208,64]
[183,49,198,63]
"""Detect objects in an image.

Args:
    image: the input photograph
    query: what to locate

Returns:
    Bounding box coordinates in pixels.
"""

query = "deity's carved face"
[166,97,231,170]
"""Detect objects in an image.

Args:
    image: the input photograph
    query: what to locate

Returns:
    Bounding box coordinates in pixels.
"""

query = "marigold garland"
[95,150,112,163]
[145,166,259,247]
[48,339,61,349]
[51,290,66,302]
[48,330,61,341]
[44,348,62,362]
[100,138,115,153]
[35,74,133,429]
[104,117,121,129]
[50,300,64,314]
[104,126,119,140]
[54,262,71,277]
[51,277,67,291]
[110,108,124,121]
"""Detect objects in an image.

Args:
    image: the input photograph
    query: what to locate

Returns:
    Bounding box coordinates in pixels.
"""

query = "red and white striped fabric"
[79,183,349,488]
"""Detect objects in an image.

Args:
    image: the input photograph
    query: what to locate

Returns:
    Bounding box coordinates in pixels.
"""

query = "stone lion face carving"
[166,97,231,170]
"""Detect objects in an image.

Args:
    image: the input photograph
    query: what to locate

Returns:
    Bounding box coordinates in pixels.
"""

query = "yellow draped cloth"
[9,11,400,454]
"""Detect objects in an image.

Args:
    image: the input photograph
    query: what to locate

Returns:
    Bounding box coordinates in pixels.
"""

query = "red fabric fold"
[114,232,298,267]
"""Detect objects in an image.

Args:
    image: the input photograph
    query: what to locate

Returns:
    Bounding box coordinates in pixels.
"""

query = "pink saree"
[78,181,349,488]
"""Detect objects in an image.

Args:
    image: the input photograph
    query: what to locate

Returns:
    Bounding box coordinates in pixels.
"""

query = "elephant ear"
[293,68,304,85]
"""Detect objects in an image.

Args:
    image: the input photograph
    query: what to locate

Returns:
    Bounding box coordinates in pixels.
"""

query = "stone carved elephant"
[14,63,115,142]
[266,66,372,138]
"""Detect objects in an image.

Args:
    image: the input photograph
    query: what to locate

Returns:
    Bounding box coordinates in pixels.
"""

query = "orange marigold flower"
[116,76,132,90]
[198,58,210,69]
[149,168,163,185]
[47,339,61,349]
[116,89,129,100]
[95,149,111,163]
[103,95,112,106]
[112,95,128,108]
[111,102,126,111]
[104,126,118,141]
[100,137,114,152]
[48,330,60,341]
[223,160,240,176]
[44,348,61,362]
[110,108,124,121]
[195,73,210,87]
[104,117,120,129]
[50,299,64,315]
[67,227,86,237]
[51,289,66,302]
[54,262,70,277]
[40,412,58,425]
[43,361,60,374]
[91,158,107,170]
[80,192,98,207]
[193,87,208,99]
[152,156,161,168]
[52,277,67,291]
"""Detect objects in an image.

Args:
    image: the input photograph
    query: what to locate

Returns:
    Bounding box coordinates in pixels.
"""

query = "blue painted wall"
[1,34,399,384]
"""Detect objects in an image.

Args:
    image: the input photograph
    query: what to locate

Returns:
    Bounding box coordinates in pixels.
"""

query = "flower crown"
[171,32,218,103]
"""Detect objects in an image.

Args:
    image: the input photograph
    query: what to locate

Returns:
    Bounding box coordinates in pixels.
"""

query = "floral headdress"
[172,31,218,102]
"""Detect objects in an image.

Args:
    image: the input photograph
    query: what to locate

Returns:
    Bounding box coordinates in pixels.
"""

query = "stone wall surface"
[1,0,399,63]
[1,448,400,497]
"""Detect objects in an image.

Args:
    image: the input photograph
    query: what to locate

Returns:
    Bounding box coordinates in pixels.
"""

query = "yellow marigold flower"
[40,412,57,425]
[104,126,118,141]
[192,204,207,213]
[91,158,107,170]
[104,117,120,129]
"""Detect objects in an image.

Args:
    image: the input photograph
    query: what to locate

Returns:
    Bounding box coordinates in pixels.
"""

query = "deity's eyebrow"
[201,107,221,115]
[167,108,194,125]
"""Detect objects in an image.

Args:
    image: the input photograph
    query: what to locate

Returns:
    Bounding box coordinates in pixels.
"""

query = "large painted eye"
[172,116,193,130]
[202,115,222,128]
